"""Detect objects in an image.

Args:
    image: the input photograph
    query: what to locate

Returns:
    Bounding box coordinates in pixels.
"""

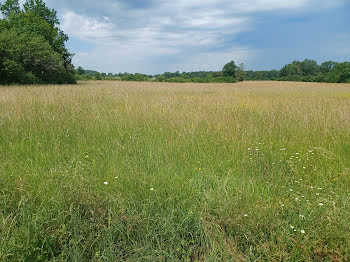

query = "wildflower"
[104,182,108,185]
[281,204,285,207]
[316,193,320,196]
[319,203,324,206]
[150,188,154,191]
[303,167,306,169]
[244,214,248,217]
[115,176,118,179]
[318,188,322,190]
[301,230,305,234]
[290,189,293,192]
[85,155,89,158]
[295,198,299,201]
[299,214,305,219]
[290,225,295,229]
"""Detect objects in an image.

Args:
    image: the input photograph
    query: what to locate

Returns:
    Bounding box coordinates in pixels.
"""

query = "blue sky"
[22,0,350,73]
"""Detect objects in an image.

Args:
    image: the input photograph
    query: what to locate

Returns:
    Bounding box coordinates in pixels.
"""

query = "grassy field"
[1,80,350,261]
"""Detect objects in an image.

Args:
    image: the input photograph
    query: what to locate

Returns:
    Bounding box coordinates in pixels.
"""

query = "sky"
[11,0,350,74]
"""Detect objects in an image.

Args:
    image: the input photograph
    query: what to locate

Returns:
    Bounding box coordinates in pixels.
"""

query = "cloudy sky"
[21,0,350,74]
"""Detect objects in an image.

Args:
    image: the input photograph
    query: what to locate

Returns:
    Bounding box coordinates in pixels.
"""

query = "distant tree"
[222,61,238,77]
[299,59,319,76]
[77,66,85,75]
[320,61,337,74]
[235,63,246,81]
[280,61,302,78]
[94,72,102,80]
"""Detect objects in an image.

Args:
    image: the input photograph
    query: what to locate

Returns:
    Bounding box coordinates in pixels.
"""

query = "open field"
[1,81,350,261]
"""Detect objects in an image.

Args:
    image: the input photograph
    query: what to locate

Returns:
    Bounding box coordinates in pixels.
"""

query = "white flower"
[244,214,248,217]
[299,214,305,219]
[318,188,322,190]
[316,193,320,196]
[104,182,108,185]
[295,198,299,201]
[296,153,299,155]
[150,188,154,191]
[290,225,295,229]
[290,189,293,192]
[319,203,324,206]
[281,204,285,207]
[300,230,305,234]
[115,176,119,179]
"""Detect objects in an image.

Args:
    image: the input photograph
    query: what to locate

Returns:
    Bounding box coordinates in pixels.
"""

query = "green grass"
[1,81,350,261]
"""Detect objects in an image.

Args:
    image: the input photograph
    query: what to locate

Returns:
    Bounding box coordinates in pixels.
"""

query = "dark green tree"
[0,0,20,18]
[320,61,338,74]
[299,59,319,76]
[0,0,75,84]
[222,61,238,77]
[77,66,85,75]
[94,72,102,80]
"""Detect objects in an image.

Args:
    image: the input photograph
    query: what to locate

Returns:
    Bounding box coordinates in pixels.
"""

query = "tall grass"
[1,81,350,261]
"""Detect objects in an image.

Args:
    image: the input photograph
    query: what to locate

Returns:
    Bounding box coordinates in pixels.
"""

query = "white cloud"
[57,0,347,73]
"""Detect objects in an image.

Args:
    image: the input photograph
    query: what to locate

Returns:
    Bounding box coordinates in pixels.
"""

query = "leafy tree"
[280,61,302,77]
[77,66,85,75]
[0,0,20,18]
[320,61,337,74]
[235,63,246,82]
[222,61,238,77]
[23,0,58,27]
[299,59,319,76]
[94,72,102,80]
[0,0,75,84]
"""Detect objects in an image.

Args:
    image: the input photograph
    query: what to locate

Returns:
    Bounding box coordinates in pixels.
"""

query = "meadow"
[1,80,350,261]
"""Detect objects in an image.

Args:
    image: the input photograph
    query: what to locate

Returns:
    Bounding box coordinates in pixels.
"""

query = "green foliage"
[278,59,350,83]
[222,60,238,77]
[245,70,280,80]
[77,66,85,75]
[0,0,20,18]
[121,73,149,81]
[0,0,75,84]
[94,72,102,80]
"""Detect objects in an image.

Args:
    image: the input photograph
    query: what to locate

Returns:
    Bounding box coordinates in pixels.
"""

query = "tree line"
[76,59,350,84]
